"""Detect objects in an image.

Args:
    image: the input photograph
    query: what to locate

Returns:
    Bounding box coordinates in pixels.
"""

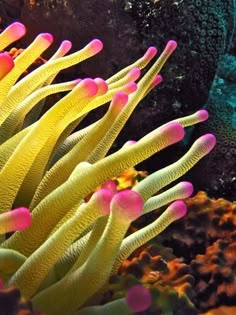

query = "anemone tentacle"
[0,23,216,315]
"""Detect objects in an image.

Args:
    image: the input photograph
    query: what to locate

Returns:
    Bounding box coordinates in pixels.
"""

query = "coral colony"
[0,22,216,314]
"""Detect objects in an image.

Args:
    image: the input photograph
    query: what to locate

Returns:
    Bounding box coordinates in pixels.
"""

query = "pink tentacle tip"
[165,40,178,54]
[11,207,32,231]
[155,74,163,83]
[38,33,54,44]
[161,122,185,143]
[126,285,152,312]
[88,39,103,54]
[101,180,117,195]
[122,140,137,148]
[197,133,216,153]
[179,181,194,197]
[111,92,129,111]
[60,40,72,52]
[74,78,82,84]
[111,190,143,222]
[0,278,3,290]
[7,22,26,39]
[127,68,141,81]
[94,78,108,95]
[143,47,158,61]
[169,200,187,220]
[0,53,14,79]
[196,109,209,122]
[151,75,163,88]
[93,189,113,215]
[79,78,98,97]
[124,82,138,94]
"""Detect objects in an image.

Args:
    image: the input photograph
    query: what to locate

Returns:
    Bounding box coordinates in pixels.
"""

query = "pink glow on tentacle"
[10,207,32,231]
[49,40,73,60]
[126,68,141,81]
[76,78,98,98]
[195,134,216,154]
[111,190,143,222]
[0,53,14,79]
[178,181,194,198]
[92,189,113,215]
[110,92,129,115]
[73,79,82,84]
[58,40,72,54]
[39,33,54,44]
[122,82,138,94]
[166,200,187,220]
[122,140,137,148]
[126,285,152,312]
[143,47,158,62]
[25,33,54,53]
[195,109,209,122]
[148,74,163,90]
[3,22,26,41]
[0,207,32,233]
[165,40,178,54]
[159,122,185,144]
[86,39,103,54]
[94,78,108,95]
[100,180,117,195]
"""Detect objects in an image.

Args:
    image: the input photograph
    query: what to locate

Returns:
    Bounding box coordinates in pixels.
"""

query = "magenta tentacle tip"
[122,140,137,148]
[101,180,117,195]
[126,285,152,312]
[144,47,158,61]
[112,92,129,110]
[39,33,54,44]
[165,40,178,53]
[0,53,14,79]
[94,78,108,95]
[111,190,143,222]
[79,78,98,97]
[169,200,187,220]
[8,22,26,38]
[156,74,163,83]
[124,82,138,94]
[179,181,194,197]
[93,189,113,215]
[11,207,32,231]
[89,39,103,54]
[196,109,209,122]
[152,74,163,86]
[128,68,141,81]
[74,78,82,84]
[126,140,137,145]
[197,133,216,153]
[60,40,72,51]
[161,122,185,143]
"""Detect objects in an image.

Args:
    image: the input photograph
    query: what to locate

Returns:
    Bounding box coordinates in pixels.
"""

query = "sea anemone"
[0,22,216,314]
